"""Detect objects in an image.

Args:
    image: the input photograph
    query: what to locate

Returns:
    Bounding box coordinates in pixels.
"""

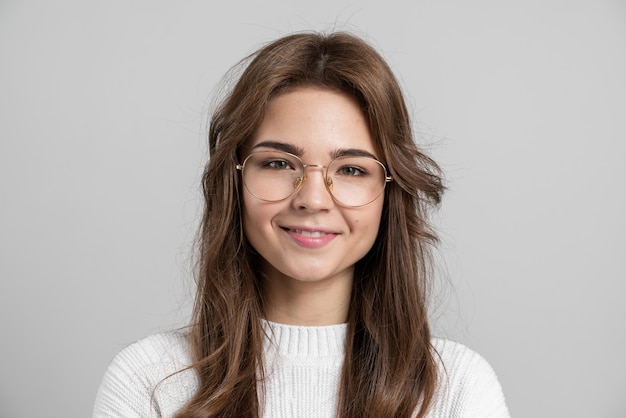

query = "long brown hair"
[176,32,445,418]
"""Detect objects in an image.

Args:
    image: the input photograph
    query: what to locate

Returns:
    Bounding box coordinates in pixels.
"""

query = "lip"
[281,225,338,248]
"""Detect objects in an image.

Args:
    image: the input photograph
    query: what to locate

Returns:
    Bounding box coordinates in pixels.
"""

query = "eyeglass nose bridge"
[293,164,334,193]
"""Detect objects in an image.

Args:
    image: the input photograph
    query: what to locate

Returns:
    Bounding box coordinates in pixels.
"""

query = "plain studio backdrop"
[1,1,624,417]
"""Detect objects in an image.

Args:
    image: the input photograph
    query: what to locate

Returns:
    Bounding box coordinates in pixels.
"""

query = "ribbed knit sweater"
[94,321,509,417]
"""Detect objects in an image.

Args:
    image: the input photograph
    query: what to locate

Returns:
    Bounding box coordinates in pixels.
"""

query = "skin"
[241,87,385,325]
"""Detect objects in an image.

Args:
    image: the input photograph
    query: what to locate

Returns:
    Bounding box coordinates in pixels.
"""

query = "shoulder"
[100,331,192,387]
[431,338,498,380]
[108,331,191,371]
[93,330,197,418]
[428,339,510,418]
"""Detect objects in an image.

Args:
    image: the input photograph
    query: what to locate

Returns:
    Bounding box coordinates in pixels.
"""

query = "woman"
[94,32,509,417]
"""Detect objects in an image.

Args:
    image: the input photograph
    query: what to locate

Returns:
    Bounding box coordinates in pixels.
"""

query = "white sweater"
[94,321,509,417]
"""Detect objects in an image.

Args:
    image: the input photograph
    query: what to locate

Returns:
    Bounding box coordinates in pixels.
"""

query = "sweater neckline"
[261,319,347,357]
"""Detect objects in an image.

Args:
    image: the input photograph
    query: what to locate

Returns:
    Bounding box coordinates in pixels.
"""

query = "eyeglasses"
[236,150,393,207]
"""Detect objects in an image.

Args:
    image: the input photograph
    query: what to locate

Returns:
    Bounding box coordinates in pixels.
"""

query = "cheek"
[241,195,279,246]
[350,202,384,239]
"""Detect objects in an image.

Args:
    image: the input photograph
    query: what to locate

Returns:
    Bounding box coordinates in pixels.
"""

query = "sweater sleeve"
[94,338,162,417]
[93,332,196,418]
[430,339,510,418]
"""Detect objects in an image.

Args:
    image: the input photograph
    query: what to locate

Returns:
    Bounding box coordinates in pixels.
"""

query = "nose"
[291,165,334,211]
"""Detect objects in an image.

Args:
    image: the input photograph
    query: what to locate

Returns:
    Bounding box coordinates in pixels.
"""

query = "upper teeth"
[293,229,327,237]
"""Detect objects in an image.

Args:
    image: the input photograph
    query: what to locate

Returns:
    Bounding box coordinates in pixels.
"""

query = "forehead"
[245,87,378,158]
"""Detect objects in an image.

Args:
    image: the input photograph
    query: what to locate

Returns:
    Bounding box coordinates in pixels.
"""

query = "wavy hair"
[175,32,445,418]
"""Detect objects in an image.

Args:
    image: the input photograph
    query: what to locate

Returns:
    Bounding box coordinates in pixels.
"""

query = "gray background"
[1,1,625,417]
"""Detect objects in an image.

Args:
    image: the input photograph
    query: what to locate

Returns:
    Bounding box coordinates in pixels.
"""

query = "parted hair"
[175,32,445,418]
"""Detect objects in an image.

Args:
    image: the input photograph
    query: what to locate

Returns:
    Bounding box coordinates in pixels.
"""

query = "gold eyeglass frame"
[236,150,393,208]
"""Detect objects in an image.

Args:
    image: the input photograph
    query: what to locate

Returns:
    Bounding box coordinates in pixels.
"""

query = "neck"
[261,270,353,326]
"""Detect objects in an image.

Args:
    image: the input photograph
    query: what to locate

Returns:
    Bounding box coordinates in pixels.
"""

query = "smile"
[289,228,329,237]
[282,226,338,249]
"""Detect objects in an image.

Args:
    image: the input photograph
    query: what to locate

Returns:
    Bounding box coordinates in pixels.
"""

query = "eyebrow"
[330,148,379,160]
[251,141,304,156]
[252,141,379,160]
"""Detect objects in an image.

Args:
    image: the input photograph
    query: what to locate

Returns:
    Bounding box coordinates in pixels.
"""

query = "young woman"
[94,32,509,417]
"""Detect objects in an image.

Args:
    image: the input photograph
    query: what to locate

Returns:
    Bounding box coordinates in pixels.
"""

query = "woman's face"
[241,87,384,288]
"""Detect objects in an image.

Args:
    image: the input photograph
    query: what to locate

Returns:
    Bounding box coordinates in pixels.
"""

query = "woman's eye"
[337,166,367,176]
[265,160,293,170]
